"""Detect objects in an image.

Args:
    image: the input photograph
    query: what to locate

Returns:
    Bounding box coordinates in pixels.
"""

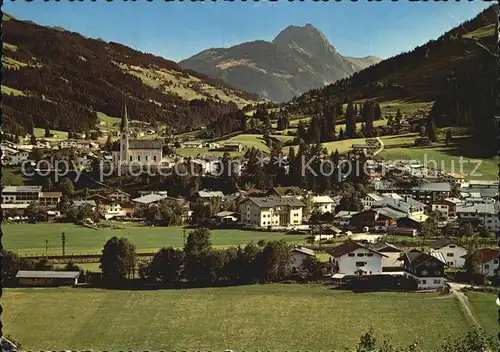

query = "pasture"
[2,222,305,256]
[467,291,498,338]
[2,285,472,351]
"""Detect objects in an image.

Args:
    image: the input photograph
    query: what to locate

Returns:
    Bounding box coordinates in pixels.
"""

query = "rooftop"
[292,246,315,256]
[2,185,42,193]
[129,140,163,150]
[312,195,335,204]
[375,181,451,193]
[16,270,81,279]
[198,191,225,198]
[456,202,497,215]
[132,194,169,204]
[243,196,305,208]
[330,240,387,258]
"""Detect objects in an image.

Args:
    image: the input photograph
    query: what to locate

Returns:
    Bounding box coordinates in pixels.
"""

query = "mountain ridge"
[179,24,381,102]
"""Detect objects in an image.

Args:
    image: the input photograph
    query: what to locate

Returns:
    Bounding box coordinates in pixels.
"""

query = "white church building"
[112,103,164,169]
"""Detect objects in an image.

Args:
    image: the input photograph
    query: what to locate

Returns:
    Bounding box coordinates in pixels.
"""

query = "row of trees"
[99,228,328,286]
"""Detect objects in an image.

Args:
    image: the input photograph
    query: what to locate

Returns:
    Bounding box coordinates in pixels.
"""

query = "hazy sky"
[4,1,493,62]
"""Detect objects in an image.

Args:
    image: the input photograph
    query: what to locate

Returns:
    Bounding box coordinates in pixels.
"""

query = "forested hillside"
[289,5,498,154]
[1,13,259,136]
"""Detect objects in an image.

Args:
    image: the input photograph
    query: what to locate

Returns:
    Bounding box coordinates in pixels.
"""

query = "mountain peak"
[272,23,337,58]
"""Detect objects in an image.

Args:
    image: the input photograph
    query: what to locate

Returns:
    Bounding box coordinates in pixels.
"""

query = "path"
[447,282,480,327]
[371,137,385,156]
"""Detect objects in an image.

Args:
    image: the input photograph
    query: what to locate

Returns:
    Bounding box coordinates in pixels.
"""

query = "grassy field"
[3,222,305,256]
[463,23,495,40]
[380,136,498,180]
[2,167,28,186]
[379,100,434,117]
[2,285,472,351]
[34,127,68,141]
[467,291,498,338]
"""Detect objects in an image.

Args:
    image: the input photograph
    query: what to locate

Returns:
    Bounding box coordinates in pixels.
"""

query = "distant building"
[402,251,447,291]
[430,239,467,269]
[374,181,451,204]
[456,202,500,232]
[239,196,305,227]
[183,141,204,149]
[462,248,500,277]
[132,193,169,205]
[312,195,336,214]
[16,270,81,287]
[330,240,386,276]
[221,143,243,152]
[2,186,42,204]
[288,246,315,274]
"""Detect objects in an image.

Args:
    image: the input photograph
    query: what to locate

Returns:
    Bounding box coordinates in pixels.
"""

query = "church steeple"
[121,101,128,133]
[119,101,130,166]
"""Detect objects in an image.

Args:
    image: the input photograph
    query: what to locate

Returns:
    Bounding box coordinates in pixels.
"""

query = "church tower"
[120,102,129,165]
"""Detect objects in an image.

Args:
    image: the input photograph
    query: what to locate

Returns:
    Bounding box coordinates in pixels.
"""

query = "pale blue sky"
[4,1,493,62]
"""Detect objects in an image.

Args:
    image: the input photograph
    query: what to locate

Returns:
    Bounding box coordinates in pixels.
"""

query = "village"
[2,108,499,292]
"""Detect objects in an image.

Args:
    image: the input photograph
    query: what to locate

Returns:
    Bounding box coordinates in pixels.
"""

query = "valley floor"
[2,284,485,351]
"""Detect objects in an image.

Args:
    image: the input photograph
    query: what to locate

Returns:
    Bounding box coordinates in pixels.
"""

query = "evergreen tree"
[345,101,355,138]
[426,118,438,142]
[445,128,453,145]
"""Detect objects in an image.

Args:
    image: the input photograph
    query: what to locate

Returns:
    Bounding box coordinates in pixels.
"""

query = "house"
[431,198,462,219]
[288,246,315,274]
[239,196,305,227]
[362,193,385,210]
[214,211,239,224]
[16,270,81,286]
[372,195,426,216]
[1,186,42,204]
[197,190,225,205]
[455,202,500,232]
[107,190,131,203]
[183,141,204,149]
[430,239,466,268]
[440,172,466,185]
[375,181,451,204]
[207,142,220,149]
[333,211,360,228]
[120,202,135,217]
[349,207,407,231]
[402,251,447,291]
[221,142,243,152]
[396,213,428,231]
[38,192,63,207]
[9,150,30,165]
[464,248,500,277]
[330,240,386,276]
[371,242,403,269]
[98,199,126,220]
[312,195,336,214]
[71,199,97,212]
[132,193,169,206]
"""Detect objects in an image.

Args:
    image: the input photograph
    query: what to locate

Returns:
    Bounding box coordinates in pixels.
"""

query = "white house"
[371,242,403,268]
[288,246,315,273]
[312,195,336,214]
[239,196,305,228]
[98,199,126,220]
[330,240,386,276]
[403,250,448,291]
[463,248,500,277]
[333,211,360,228]
[431,239,467,269]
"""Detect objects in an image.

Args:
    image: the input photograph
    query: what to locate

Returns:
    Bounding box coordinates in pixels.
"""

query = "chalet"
[333,210,360,228]
[38,192,63,207]
[183,141,203,149]
[371,242,403,269]
[463,248,500,277]
[362,193,385,210]
[107,190,131,203]
[430,239,466,269]
[402,251,447,291]
[372,196,426,215]
[132,193,169,205]
[440,172,465,185]
[396,213,428,231]
[197,190,225,205]
[239,196,305,227]
[16,270,81,287]
[221,143,243,152]
[98,199,126,220]
[312,195,336,214]
[288,246,315,274]
[214,211,239,224]
[455,202,500,232]
[350,207,407,231]
[330,240,386,277]
[375,181,451,204]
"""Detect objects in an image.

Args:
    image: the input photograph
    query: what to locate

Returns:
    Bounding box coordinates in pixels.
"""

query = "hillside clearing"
[33,127,68,141]
[2,285,470,351]
[1,85,25,97]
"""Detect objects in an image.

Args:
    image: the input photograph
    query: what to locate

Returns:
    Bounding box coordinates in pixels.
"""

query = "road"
[371,137,385,156]
[447,281,481,327]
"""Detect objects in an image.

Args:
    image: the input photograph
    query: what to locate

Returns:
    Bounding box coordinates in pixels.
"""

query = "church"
[112,103,163,168]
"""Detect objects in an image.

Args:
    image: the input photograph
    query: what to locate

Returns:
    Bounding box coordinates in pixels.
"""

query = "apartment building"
[239,196,305,227]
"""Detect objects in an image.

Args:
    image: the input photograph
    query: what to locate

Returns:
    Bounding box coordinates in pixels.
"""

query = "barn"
[15,271,81,287]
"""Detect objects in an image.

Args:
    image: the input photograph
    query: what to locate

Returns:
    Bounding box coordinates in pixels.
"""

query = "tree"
[356,327,377,352]
[99,237,137,284]
[184,228,212,255]
[149,247,184,283]
[395,109,403,125]
[44,126,51,138]
[345,101,355,138]
[336,194,363,212]
[183,228,213,282]
[30,134,37,145]
[426,118,438,142]
[104,135,113,151]
[420,216,439,245]
[255,239,292,283]
[445,128,453,146]
[58,177,75,197]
